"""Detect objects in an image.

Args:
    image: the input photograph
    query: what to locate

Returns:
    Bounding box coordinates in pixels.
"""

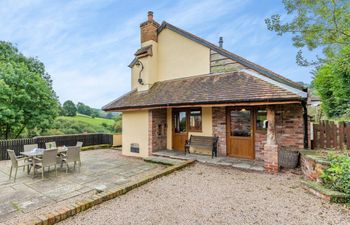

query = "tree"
[265,0,350,66]
[0,41,60,139]
[62,100,77,117]
[313,46,350,118]
[76,102,92,116]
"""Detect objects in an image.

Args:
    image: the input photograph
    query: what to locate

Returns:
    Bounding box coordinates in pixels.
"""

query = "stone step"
[143,156,184,166]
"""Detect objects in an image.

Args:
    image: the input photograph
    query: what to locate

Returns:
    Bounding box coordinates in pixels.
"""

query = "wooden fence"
[0,133,113,160]
[312,121,350,150]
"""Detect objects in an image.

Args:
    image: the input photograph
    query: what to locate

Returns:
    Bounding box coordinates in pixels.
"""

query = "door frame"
[226,106,256,159]
[172,108,189,151]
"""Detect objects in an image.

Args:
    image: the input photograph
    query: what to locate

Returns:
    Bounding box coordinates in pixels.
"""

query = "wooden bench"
[185,135,218,158]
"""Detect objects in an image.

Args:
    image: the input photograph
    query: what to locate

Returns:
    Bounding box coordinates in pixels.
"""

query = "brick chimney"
[140,11,160,43]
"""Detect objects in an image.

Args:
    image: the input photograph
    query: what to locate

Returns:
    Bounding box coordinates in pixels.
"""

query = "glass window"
[189,109,202,131]
[230,109,251,137]
[256,110,268,130]
[174,111,187,133]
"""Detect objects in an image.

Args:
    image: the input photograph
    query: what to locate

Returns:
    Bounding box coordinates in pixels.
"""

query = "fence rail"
[0,133,113,160]
[312,121,350,150]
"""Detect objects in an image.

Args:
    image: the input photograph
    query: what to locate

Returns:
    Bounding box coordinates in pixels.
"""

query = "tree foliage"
[265,0,350,66]
[76,102,92,116]
[313,46,350,117]
[0,41,60,139]
[62,100,77,117]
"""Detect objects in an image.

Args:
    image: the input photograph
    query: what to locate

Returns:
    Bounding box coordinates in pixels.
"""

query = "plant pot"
[279,149,300,169]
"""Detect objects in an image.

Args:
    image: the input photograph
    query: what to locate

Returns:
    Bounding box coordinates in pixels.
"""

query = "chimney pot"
[219,37,223,48]
[148,11,154,21]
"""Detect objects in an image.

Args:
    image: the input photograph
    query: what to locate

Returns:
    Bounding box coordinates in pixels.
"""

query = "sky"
[0,0,317,108]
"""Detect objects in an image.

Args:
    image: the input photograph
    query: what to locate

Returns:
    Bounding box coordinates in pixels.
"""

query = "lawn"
[58,114,115,127]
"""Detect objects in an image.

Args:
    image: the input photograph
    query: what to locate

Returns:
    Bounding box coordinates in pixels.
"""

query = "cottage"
[103,12,308,173]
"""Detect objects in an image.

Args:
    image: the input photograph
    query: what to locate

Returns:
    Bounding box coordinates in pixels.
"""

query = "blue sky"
[0,0,317,108]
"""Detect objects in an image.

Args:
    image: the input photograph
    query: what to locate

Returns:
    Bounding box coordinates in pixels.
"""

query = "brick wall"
[276,104,304,149]
[149,109,167,154]
[254,104,305,160]
[212,107,227,156]
[255,129,266,160]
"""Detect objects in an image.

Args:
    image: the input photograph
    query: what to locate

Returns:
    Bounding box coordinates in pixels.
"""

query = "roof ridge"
[157,21,305,91]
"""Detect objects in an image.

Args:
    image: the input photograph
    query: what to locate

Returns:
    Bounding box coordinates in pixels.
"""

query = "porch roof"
[103,71,306,111]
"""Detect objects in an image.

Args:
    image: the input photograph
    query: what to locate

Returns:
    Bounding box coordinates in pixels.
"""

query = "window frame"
[188,108,202,132]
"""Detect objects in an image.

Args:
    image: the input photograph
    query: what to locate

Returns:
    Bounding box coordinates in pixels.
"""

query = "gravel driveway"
[61,163,350,225]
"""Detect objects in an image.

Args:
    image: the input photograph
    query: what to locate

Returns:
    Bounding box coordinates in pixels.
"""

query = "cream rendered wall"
[157,28,210,81]
[131,40,158,91]
[122,110,149,157]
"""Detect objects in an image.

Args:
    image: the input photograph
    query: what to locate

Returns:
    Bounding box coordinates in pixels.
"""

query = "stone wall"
[149,109,167,153]
[212,107,227,156]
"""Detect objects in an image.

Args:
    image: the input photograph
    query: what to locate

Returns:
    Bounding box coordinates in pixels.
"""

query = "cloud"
[0,0,314,108]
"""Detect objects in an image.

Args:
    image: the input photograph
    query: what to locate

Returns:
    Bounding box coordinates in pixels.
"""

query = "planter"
[279,149,299,169]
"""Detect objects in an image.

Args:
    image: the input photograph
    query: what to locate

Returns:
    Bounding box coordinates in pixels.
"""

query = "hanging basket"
[279,148,300,169]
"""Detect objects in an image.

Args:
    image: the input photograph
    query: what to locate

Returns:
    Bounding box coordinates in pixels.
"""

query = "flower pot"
[279,149,300,169]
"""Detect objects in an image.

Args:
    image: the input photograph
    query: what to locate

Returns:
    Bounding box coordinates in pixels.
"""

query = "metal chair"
[33,149,59,179]
[76,141,83,147]
[45,142,57,149]
[7,149,31,182]
[61,146,81,173]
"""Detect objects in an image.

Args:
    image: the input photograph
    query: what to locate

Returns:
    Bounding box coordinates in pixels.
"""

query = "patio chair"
[7,149,32,182]
[23,144,38,152]
[33,148,59,179]
[45,141,57,149]
[60,146,81,173]
[76,141,83,147]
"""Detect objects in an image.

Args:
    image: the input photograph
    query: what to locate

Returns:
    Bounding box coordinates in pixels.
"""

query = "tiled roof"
[102,72,304,111]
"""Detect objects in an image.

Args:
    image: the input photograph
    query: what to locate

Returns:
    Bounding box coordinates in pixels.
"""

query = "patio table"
[20,147,68,178]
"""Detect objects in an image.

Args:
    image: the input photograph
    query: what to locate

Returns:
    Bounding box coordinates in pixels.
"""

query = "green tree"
[62,100,77,117]
[265,0,350,66]
[313,46,350,117]
[0,41,59,139]
[76,102,92,116]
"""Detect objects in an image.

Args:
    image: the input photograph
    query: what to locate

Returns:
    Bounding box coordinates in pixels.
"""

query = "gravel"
[61,163,350,225]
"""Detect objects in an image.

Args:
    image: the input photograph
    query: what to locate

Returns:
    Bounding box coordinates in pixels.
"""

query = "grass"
[58,114,115,127]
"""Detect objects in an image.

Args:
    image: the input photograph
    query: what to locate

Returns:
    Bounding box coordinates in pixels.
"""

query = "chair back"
[66,146,80,163]
[23,144,38,152]
[42,149,58,166]
[7,150,18,167]
[76,141,83,147]
[45,142,57,149]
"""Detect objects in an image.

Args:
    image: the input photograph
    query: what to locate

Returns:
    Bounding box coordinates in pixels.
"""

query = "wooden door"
[227,108,255,159]
[172,110,188,151]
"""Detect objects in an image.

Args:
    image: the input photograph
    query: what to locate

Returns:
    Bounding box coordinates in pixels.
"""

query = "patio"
[0,149,166,224]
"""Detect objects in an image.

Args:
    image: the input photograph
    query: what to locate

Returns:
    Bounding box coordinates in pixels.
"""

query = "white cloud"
[0,0,314,108]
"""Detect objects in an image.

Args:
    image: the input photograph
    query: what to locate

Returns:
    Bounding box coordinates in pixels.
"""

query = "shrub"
[321,154,350,194]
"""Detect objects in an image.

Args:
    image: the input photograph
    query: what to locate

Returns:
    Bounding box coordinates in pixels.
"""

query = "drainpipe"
[302,100,308,149]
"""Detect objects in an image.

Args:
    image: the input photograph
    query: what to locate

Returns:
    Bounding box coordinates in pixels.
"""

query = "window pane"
[174,111,187,133]
[256,110,268,130]
[230,110,251,137]
[189,109,201,131]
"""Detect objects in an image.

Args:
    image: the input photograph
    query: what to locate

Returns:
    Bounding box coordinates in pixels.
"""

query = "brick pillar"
[212,107,227,156]
[263,106,279,173]
[148,109,167,155]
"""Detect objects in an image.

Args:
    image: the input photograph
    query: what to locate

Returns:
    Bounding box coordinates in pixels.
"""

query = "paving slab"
[0,149,166,224]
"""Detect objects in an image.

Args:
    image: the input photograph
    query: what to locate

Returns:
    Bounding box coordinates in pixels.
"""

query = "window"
[256,110,268,130]
[189,108,202,132]
[230,109,252,137]
[174,111,187,133]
